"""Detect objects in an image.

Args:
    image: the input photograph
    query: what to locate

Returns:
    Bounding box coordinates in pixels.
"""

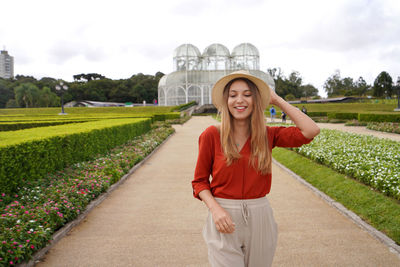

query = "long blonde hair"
[219,78,271,174]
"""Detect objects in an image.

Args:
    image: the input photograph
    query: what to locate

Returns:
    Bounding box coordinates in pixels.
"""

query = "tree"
[324,70,343,97]
[14,83,41,108]
[373,71,393,97]
[39,86,59,107]
[37,77,57,91]
[6,99,18,108]
[301,84,319,99]
[73,73,106,82]
[0,80,14,108]
[354,77,370,96]
[342,77,355,96]
[286,71,303,98]
[155,71,165,79]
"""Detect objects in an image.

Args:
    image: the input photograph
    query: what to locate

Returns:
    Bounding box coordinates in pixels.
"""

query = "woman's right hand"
[198,189,235,233]
[210,205,235,234]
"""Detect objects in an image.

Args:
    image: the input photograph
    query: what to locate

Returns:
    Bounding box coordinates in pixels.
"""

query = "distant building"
[158,43,275,106]
[0,49,14,79]
[64,100,126,107]
[64,100,156,107]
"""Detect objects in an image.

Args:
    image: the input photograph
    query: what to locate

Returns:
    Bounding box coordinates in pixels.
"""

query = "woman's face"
[227,79,254,121]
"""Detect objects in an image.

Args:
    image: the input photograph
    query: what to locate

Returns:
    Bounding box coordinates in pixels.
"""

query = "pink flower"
[9,261,14,265]
[1,193,5,197]
[30,245,35,249]
[26,240,30,243]
[25,211,29,214]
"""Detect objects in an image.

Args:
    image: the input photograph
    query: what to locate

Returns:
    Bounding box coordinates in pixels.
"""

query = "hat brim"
[212,71,271,111]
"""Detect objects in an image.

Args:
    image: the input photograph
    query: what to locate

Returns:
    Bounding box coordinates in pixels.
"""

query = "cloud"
[170,0,210,16]
[294,0,400,52]
[48,41,106,64]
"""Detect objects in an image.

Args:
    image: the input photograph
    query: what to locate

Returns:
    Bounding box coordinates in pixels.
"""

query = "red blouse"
[192,125,313,200]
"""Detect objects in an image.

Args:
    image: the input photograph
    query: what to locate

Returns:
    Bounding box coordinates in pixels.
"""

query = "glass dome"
[202,43,230,70]
[173,44,201,71]
[231,43,260,70]
[159,43,274,107]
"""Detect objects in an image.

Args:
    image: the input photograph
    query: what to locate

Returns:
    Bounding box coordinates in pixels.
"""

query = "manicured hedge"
[0,106,175,115]
[172,101,197,111]
[152,112,181,122]
[0,118,151,195]
[0,112,180,124]
[0,120,89,131]
[359,113,400,122]
[327,112,358,120]
[307,111,328,117]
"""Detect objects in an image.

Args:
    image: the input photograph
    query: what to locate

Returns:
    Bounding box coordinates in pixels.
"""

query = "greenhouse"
[158,43,275,106]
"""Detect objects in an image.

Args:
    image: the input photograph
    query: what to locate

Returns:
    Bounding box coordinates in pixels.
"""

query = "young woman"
[192,70,320,267]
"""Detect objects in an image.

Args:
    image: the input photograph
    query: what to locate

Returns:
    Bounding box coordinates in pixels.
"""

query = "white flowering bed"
[292,129,400,200]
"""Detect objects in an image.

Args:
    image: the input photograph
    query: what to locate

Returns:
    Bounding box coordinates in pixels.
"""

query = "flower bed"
[0,122,174,266]
[292,129,400,200]
[367,122,400,134]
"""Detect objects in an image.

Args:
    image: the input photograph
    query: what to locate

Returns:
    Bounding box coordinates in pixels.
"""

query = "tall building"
[158,43,274,106]
[0,49,14,79]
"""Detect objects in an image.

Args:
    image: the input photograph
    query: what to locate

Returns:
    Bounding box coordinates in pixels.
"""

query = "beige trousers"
[202,197,278,267]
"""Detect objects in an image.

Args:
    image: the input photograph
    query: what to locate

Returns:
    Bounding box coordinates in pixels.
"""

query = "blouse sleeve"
[269,126,314,148]
[192,127,215,200]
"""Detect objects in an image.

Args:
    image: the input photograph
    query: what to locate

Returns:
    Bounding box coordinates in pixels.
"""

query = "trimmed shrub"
[327,112,358,120]
[0,118,151,195]
[153,112,180,122]
[172,101,197,111]
[0,120,89,131]
[359,113,400,122]
[307,112,328,117]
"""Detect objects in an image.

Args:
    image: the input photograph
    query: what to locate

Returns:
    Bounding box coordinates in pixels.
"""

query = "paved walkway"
[36,116,400,266]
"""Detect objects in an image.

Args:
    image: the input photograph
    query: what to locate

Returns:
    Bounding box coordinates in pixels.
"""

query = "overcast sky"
[1,0,399,97]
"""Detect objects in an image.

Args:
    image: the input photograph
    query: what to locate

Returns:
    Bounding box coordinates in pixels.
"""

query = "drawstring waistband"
[241,202,249,225]
[214,197,270,226]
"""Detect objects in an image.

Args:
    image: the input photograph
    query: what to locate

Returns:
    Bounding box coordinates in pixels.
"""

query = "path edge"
[272,158,400,257]
[19,131,176,267]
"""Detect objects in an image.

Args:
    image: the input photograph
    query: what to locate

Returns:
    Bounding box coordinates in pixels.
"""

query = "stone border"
[272,158,400,257]
[19,132,176,267]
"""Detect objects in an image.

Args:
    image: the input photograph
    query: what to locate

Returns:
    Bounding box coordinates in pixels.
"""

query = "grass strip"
[272,147,400,245]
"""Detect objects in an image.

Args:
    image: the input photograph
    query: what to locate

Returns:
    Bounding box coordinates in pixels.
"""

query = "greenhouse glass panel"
[159,43,274,106]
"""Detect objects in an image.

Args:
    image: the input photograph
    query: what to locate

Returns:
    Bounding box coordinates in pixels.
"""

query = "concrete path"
[36,116,400,266]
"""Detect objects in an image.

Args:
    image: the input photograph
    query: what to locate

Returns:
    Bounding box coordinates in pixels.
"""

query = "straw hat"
[212,70,271,111]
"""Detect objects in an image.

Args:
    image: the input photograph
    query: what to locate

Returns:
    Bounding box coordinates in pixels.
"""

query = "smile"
[235,106,247,112]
